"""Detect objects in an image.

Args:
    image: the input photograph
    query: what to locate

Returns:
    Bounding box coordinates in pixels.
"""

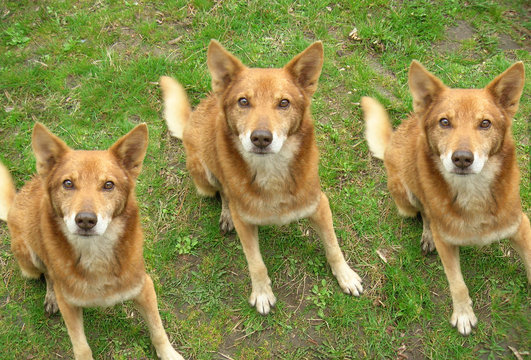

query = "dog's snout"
[451,150,474,169]
[75,212,98,230]
[250,130,273,149]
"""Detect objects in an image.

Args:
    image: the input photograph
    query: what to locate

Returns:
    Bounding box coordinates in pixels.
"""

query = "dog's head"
[32,123,148,237]
[409,61,524,176]
[207,40,323,155]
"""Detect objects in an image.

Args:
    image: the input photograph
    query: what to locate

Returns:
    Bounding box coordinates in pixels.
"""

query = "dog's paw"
[156,345,185,360]
[249,286,277,315]
[44,292,59,315]
[219,209,234,234]
[333,264,363,297]
[450,305,478,336]
[421,231,435,254]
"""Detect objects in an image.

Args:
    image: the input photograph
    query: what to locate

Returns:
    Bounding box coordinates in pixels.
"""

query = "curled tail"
[159,76,192,139]
[361,97,393,160]
[0,162,16,222]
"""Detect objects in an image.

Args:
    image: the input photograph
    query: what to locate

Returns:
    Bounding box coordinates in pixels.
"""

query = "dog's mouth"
[249,147,273,155]
[450,168,474,176]
[73,229,99,237]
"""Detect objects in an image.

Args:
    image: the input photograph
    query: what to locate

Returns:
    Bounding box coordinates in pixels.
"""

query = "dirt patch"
[366,54,398,102]
[498,33,522,50]
[436,20,476,53]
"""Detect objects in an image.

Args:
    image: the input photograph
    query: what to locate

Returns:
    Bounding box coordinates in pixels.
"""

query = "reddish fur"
[2,123,183,360]
[362,61,530,336]
[161,41,363,314]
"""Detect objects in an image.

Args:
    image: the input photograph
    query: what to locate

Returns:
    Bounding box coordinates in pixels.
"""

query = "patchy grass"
[0,0,529,359]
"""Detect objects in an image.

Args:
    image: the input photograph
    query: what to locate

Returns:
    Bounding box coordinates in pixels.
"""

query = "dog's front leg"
[509,213,531,283]
[432,230,477,335]
[230,204,276,314]
[55,288,93,360]
[133,274,184,360]
[309,192,363,296]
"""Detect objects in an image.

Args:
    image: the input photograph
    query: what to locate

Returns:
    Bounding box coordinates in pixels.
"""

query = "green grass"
[0,0,530,359]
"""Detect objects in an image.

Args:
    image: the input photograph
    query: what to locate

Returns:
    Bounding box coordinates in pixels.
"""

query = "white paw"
[156,345,185,360]
[333,264,363,296]
[249,286,277,315]
[450,305,478,336]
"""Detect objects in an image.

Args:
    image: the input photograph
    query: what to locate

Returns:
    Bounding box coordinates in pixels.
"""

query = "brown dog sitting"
[362,61,530,335]
[0,123,184,359]
[160,40,363,315]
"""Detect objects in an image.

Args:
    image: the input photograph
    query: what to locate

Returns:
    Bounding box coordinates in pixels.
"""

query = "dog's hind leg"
[309,192,363,296]
[420,212,435,254]
[10,236,42,279]
[509,213,531,284]
[219,192,234,234]
[186,156,217,197]
[133,274,184,360]
[44,273,59,315]
[386,170,419,217]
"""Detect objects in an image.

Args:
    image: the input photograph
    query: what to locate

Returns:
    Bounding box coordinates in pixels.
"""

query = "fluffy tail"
[159,76,192,139]
[0,162,16,222]
[361,97,393,160]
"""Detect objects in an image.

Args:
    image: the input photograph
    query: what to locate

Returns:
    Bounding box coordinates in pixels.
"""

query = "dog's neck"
[437,155,502,212]
[60,217,126,272]
[236,135,301,191]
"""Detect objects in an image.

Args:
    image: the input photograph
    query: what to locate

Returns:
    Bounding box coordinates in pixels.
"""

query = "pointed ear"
[408,60,446,114]
[109,124,148,179]
[284,41,324,96]
[207,40,245,93]
[32,123,70,176]
[485,62,525,118]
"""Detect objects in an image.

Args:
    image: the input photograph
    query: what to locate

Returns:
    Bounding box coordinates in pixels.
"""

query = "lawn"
[0,0,529,359]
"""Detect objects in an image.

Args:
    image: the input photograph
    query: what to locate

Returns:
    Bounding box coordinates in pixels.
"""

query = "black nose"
[75,212,98,230]
[250,130,273,149]
[451,150,474,169]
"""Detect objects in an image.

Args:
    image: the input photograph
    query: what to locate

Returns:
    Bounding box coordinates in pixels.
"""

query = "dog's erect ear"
[284,41,324,96]
[207,40,245,93]
[109,124,148,179]
[32,123,70,176]
[408,60,446,114]
[485,62,525,118]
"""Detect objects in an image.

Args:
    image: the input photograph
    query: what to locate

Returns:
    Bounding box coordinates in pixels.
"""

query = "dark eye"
[103,181,114,190]
[279,99,290,108]
[63,179,74,189]
[238,97,249,107]
[439,118,450,128]
[479,119,491,129]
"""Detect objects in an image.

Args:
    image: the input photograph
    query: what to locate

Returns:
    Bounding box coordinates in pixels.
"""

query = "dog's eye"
[63,180,74,189]
[103,181,115,190]
[439,118,451,128]
[479,119,491,129]
[279,99,290,108]
[238,97,249,107]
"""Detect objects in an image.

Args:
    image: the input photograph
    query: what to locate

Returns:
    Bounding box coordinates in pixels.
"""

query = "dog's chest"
[234,148,320,225]
[433,161,521,245]
[59,221,144,306]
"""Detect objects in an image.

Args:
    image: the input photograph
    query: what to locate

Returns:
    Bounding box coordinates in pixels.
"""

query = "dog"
[0,123,184,360]
[160,40,363,315]
[361,61,530,335]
